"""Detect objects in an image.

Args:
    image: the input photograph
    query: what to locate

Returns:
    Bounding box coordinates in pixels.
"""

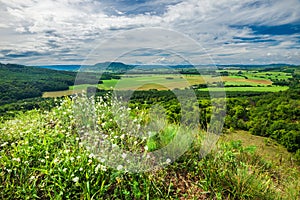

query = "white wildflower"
[166,158,171,164]
[1,142,8,147]
[121,153,127,159]
[117,165,123,171]
[144,146,148,151]
[101,165,107,172]
[89,153,95,159]
[72,177,79,183]
[12,158,21,162]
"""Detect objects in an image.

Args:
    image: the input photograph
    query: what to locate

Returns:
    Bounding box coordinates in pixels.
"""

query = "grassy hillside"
[0,95,299,199]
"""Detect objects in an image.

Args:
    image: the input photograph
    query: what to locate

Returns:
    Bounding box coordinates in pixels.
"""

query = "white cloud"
[0,0,299,65]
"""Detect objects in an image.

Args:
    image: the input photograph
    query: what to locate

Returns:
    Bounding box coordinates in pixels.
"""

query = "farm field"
[42,71,290,97]
[98,73,277,90]
[198,86,288,92]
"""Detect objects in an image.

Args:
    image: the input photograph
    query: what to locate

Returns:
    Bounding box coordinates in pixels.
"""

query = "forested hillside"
[0,63,76,105]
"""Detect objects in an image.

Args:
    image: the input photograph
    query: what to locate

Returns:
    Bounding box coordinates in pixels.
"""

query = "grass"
[0,95,299,199]
[43,89,84,98]
[199,86,289,92]
[220,130,297,166]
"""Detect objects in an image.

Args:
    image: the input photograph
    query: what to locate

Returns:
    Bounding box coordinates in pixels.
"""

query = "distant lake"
[37,65,81,71]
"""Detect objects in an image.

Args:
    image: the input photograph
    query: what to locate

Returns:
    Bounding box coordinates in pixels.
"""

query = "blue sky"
[0,0,299,65]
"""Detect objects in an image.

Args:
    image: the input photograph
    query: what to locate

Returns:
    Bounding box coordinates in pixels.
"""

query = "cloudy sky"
[0,0,299,65]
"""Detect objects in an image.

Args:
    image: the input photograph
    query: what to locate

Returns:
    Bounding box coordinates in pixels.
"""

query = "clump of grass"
[0,96,299,199]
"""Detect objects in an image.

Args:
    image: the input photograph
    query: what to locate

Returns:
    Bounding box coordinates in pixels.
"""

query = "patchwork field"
[42,70,292,97]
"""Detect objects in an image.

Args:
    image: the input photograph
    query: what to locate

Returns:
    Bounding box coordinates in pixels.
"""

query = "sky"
[0,0,299,65]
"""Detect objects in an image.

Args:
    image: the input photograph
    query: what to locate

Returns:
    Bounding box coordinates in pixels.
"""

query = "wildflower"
[88,159,92,163]
[45,155,49,159]
[95,164,100,173]
[76,155,81,159]
[30,176,36,181]
[120,134,125,139]
[1,142,8,147]
[121,153,127,159]
[53,158,59,164]
[12,158,21,162]
[144,146,148,151]
[70,157,75,161]
[101,165,107,172]
[166,158,171,164]
[65,149,70,153]
[63,168,67,172]
[117,165,123,171]
[79,167,83,171]
[89,153,95,159]
[72,177,79,183]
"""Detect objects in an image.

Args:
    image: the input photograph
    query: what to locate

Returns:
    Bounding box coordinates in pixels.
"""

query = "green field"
[42,69,293,97]
[98,74,273,90]
[199,86,289,92]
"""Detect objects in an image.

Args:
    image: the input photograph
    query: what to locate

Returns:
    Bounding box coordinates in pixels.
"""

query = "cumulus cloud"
[0,0,299,64]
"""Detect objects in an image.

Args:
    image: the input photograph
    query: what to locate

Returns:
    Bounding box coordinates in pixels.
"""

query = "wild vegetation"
[1,94,299,199]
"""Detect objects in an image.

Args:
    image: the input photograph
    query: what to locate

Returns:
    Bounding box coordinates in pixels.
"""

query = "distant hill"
[216,63,296,69]
[36,62,297,72]
[87,62,134,72]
